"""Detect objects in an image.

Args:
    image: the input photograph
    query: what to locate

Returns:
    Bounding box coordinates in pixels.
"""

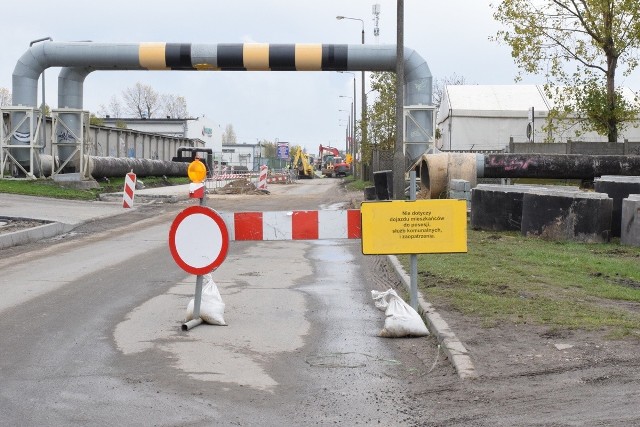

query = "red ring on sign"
[168,205,229,275]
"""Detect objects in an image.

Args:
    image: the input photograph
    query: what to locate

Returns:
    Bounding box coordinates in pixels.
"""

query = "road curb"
[386,255,478,380]
[0,222,75,250]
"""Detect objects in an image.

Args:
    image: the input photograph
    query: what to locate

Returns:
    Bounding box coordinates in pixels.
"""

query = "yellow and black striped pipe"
[139,43,349,71]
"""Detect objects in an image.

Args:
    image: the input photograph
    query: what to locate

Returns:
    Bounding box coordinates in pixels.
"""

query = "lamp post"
[339,95,353,160]
[336,15,366,180]
[339,71,357,178]
[338,109,351,154]
[338,95,356,151]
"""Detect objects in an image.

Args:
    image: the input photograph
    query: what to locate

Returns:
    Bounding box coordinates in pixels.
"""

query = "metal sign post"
[360,179,468,310]
[168,205,229,331]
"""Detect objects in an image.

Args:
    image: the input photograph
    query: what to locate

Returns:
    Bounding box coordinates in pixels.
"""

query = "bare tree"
[98,95,124,118]
[432,73,467,108]
[0,87,11,106]
[221,124,237,144]
[122,82,160,118]
[161,94,189,118]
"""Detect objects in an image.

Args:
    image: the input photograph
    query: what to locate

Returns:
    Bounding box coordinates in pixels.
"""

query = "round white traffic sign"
[169,206,229,275]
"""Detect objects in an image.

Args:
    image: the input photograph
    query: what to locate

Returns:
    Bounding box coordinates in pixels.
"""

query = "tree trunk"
[606,57,617,143]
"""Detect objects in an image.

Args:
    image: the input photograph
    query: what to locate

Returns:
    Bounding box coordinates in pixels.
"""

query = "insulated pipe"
[57,66,94,168]
[415,153,640,199]
[87,156,188,178]
[11,41,432,170]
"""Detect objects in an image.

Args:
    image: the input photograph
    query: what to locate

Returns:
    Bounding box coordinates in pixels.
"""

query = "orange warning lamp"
[187,159,207,183]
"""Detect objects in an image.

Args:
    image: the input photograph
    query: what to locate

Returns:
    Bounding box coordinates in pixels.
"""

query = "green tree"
[364,72,397,165]
[89,114,104,126]
[259,139,276,158]
[492,0,640,142]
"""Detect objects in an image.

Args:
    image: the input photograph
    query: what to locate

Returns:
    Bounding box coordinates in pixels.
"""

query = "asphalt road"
[2,178,639,426]
[0,179,441,426]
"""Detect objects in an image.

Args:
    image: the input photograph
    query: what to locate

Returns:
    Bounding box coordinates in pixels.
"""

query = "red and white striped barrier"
[267,174,289,183]
[211,173,260,181]
[221,210,361,241]
[258,165,268,189]
[122,171,136,208]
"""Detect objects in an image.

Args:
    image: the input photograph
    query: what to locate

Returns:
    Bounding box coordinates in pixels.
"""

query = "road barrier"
[122,171,136,208]
[220,210,361,241]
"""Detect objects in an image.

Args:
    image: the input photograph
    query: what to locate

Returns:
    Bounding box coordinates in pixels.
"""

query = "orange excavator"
[318,144,351,178]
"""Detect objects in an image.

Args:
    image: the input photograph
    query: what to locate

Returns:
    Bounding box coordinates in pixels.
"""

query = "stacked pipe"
[414,153,640,199]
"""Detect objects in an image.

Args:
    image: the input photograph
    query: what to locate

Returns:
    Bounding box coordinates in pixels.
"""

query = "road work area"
[1,178,639,425]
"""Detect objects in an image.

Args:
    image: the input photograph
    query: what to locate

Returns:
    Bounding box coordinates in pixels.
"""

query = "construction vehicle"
[318,144,351,178]
[291,146,315,179]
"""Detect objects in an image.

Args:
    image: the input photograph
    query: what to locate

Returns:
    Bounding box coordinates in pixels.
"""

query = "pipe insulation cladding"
[10,41,433,175]
[415,153,640,199]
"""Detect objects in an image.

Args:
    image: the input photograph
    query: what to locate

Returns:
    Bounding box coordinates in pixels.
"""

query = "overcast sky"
[3,1,639,152]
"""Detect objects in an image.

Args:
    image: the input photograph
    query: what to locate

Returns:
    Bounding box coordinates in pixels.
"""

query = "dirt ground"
[360,250,640,426]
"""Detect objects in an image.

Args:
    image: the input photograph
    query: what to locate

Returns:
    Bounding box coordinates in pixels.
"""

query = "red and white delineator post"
[257,165,268,190]
[122,171,136,208]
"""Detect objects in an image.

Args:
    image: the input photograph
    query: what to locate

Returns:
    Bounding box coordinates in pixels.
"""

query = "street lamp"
[336,15,366,180]
[339,95,353,156]
[339,71,357,178]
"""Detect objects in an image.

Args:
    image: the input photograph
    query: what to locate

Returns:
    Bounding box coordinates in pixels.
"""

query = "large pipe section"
[11,41,433,174]
[87,156,187,178]
[416,153,640,198]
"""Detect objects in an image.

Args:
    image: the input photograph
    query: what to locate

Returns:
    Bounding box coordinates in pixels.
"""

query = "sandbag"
[185,274,226,325]
[372,289,429,337]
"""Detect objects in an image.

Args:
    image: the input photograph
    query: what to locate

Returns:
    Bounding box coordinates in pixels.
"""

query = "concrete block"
[450,179,471,192]
[621,194,640,246]
[471,184,581,232]
[521,190,612,243]
[448,190,471,201]
[594,176,640,237]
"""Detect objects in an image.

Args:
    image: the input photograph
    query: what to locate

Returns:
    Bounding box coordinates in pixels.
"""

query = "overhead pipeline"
[11,42,433,173]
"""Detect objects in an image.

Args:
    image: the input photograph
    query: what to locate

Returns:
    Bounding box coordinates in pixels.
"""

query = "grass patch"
[0,176,190,200]
[343,176,369,192]
[399,228,640,338]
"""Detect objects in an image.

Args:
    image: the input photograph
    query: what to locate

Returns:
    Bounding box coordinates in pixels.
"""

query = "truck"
[318,144,351,178]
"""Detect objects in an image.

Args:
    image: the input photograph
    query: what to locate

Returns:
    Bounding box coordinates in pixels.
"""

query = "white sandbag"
[378,290,429,338]
[185,274,226,326]
[371,289,395,311]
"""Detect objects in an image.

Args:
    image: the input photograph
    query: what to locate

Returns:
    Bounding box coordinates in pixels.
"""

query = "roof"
[439,85,549,122]
[438,85,639,123]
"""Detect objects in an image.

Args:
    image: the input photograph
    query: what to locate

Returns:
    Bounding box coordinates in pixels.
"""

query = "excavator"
[291,146,315,179]
[318,144,351,178]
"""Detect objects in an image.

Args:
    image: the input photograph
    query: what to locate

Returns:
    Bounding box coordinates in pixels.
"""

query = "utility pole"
[393,0,405,200]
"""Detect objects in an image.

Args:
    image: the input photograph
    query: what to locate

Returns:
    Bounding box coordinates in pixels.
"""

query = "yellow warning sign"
[361,200,468,255]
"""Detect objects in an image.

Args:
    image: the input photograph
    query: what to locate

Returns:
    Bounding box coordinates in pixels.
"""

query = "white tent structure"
[436,85,640,151]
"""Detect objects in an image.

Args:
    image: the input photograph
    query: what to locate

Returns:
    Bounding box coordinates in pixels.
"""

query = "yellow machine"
[291,146,315,179]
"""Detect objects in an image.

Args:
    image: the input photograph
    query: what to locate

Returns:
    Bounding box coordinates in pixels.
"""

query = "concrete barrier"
[470,184,579,232]
[594,176,640,237]
[621,194,640,246]
[521,190,612,243]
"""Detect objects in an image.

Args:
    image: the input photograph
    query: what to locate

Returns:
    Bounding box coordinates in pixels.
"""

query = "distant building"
[437,85,640,151]
[101,116,222,154]
[221,143,265,171]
